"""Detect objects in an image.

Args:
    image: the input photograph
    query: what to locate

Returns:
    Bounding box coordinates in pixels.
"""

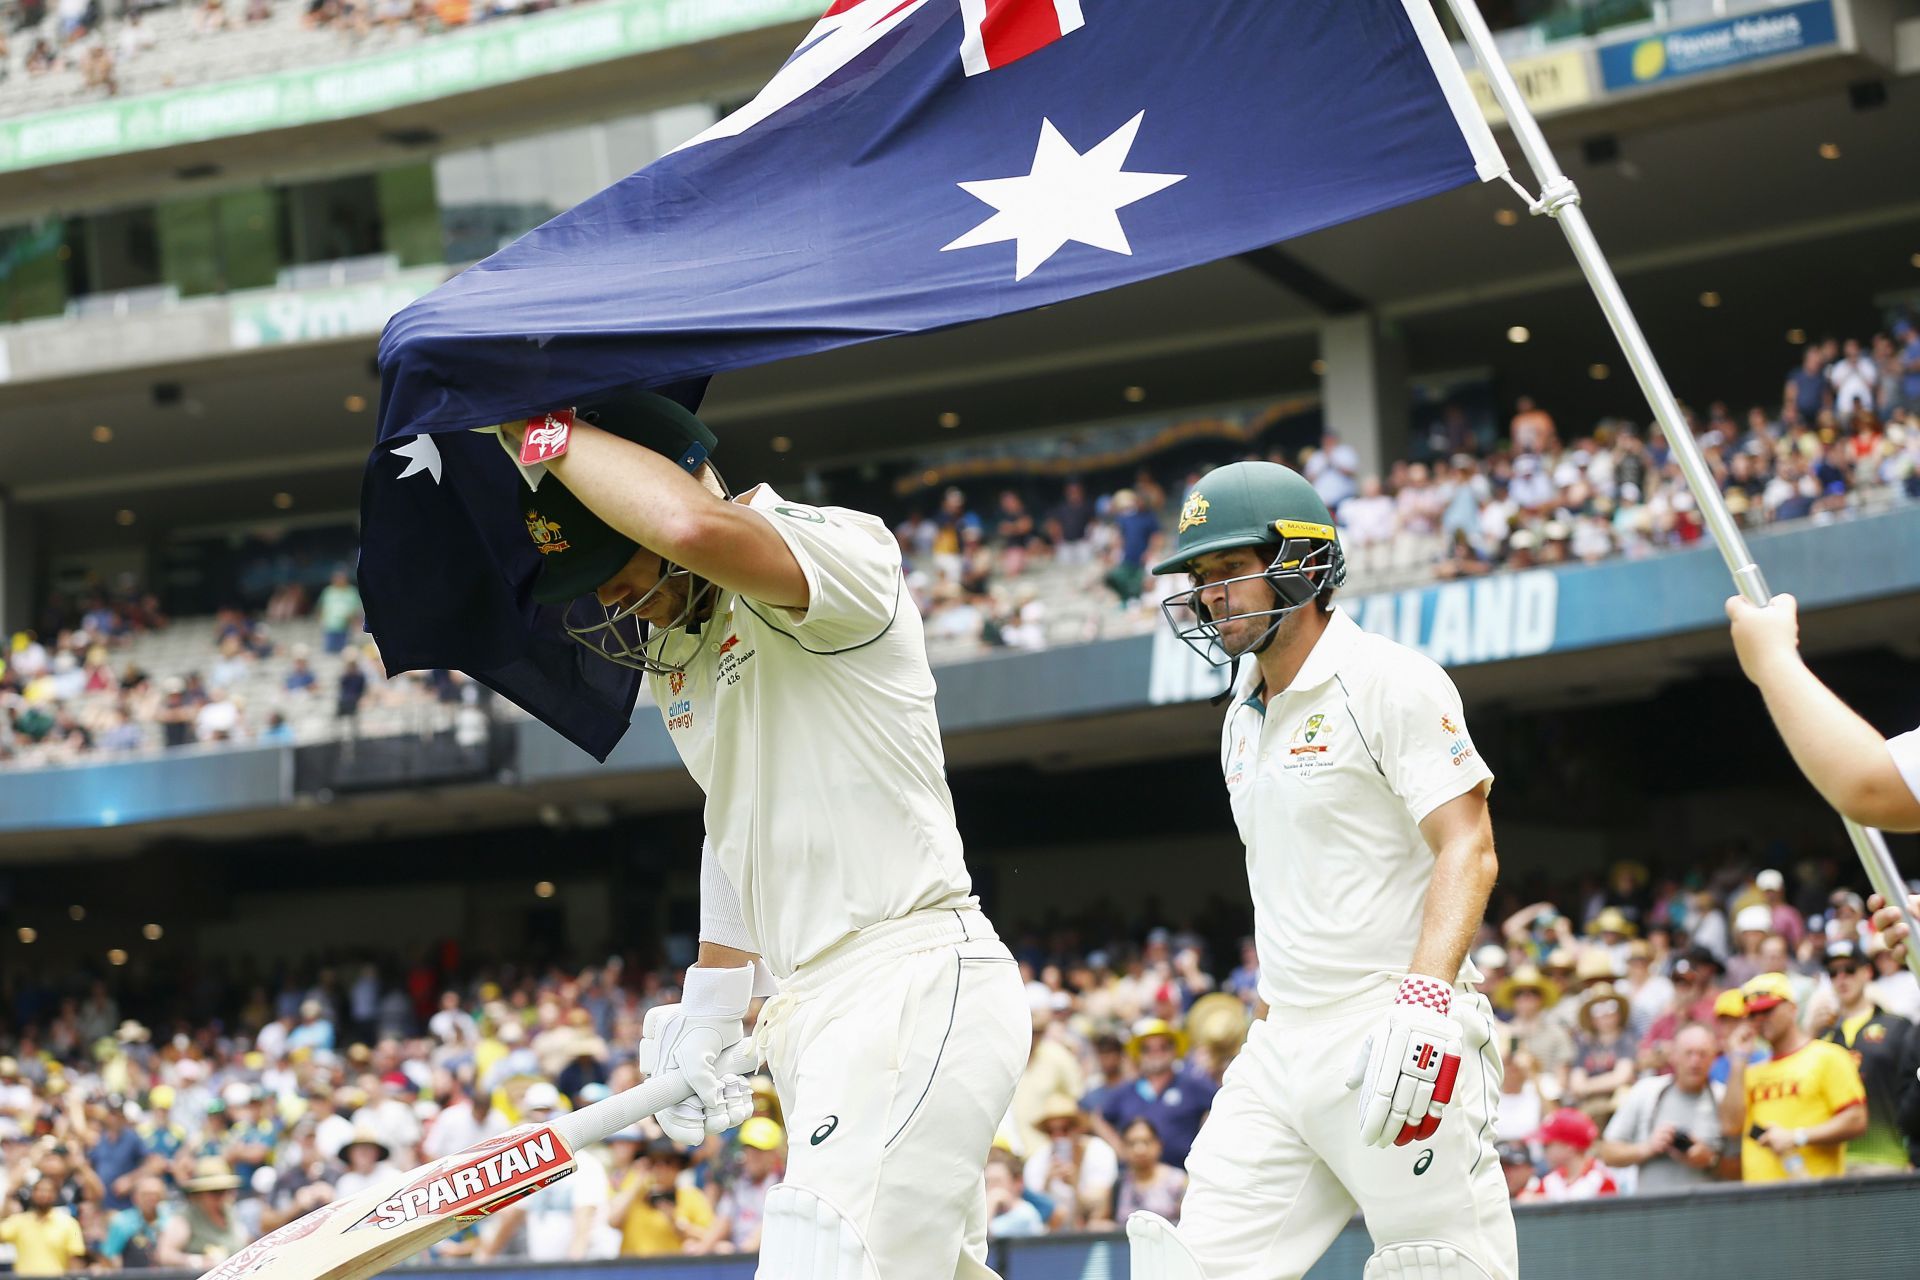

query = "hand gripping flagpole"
[1441,0,1920,979]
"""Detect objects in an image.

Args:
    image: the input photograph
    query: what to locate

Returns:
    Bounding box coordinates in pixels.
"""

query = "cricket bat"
[202,1044,759,1280]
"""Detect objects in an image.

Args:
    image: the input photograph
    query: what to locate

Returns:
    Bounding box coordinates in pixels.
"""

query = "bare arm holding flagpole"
[1437,0,1920,978]
[1727,594,1920,832]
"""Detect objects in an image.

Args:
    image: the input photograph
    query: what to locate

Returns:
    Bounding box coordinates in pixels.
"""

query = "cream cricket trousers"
[1179,981,1519,1280]
[755,908,1030,1280]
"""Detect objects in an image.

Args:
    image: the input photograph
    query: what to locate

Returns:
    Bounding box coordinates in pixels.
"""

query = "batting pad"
[757,1183,873,1280]
[1126,1210,1208,1280]
[1365,1241,1497,1280]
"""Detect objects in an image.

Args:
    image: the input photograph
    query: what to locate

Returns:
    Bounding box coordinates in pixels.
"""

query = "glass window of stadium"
[0,220,68,323]
[433,104,715,262]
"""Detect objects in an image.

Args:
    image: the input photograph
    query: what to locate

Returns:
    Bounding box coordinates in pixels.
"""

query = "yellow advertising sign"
[1466,50,1593,124]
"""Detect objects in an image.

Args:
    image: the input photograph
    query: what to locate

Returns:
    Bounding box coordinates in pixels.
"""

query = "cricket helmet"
[517,386,726,675]
[1153,460,1346,667]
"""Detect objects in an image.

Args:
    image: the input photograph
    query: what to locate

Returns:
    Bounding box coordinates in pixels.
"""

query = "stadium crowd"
[0,571,494,769]
[2,859,1917,1269]
[0,0,587,106]
[901,329,1920,653]
[5,323,1920,770]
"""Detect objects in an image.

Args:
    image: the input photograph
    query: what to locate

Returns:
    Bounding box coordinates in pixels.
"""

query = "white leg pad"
[1364,1242,1496,1280]
[756,1184,874,1280]
[1126,1210,1209,1280]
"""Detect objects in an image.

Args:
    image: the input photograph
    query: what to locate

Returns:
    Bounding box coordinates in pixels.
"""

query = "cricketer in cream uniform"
[1131,461,1517,1280]
[497,388,1029,1280]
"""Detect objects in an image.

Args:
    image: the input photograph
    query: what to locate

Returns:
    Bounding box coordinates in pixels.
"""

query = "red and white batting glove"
[1347,974,1463,1149]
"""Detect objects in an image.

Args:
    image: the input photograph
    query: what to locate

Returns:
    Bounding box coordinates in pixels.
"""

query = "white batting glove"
[640,965,757,1146]
[1346,974,1464,1149]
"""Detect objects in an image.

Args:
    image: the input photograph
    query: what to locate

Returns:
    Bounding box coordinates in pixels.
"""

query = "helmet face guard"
[1160,533,1343,668]
[561,565,718,675]
[556,455,732,676]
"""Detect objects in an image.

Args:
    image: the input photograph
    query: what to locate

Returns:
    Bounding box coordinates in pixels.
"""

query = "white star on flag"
[393,434,443,485]
[942,111,1185,282]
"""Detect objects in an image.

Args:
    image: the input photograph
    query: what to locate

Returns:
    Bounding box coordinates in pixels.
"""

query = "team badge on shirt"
[1283,711,1336,777]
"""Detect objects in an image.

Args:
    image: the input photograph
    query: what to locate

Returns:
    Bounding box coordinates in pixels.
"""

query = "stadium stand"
[0,0,581,116]
[1,857,1914,1264]
[8,323,1916,771]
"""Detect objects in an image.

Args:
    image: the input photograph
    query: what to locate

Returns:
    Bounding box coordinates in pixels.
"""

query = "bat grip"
[551,1042,763,1150]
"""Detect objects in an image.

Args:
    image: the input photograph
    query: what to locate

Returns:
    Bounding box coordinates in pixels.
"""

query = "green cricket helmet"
[516,387,726,675]
[1154,460,1347,667]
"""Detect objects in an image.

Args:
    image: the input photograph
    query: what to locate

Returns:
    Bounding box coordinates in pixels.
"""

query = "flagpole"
[1439,0,1920,978]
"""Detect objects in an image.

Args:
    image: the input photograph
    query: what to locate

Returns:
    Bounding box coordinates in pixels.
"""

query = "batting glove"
[641,965,758,1146]
[1347,974,1464,1149]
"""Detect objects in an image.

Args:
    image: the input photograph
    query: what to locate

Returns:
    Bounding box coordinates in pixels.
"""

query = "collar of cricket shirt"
[1280,606,1361,694]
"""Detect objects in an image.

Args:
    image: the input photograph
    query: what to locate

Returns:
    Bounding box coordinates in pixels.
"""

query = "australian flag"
[365,0,1507,760]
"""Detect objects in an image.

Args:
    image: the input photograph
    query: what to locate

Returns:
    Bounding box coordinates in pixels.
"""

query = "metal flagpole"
[1439,0,1920,979]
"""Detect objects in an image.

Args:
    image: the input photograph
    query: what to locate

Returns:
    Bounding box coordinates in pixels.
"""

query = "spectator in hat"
[1586,907,1636,969]
[1724,907,1776,987]
[1816,939,1920,1172]
[1541,946,1582,1006]
[331,1130,393,1200]
[1720,973,1866,1181]
[1567,984,1637,1122]
[1095,1019,1216,1170]
[1023,1095,1118,1231]
[1494,966,1574,1083]
[1494,1141,1536,1201]
[555,1028,610,1105]
[1754,870,1806,949]
[1596,1025,1730,1193]
[696,1117,783,1255]
[2,1169,90,1277]
[1709,987,1770,1086]
[611,1136,713,1257]
[158,1158,246,1268]
[1113,1117,1186,1227]
[1013,988,1086,1158]
[1826,890,1868,945]
[1523,1109,1616,1202]
[1471,942,1511,1000]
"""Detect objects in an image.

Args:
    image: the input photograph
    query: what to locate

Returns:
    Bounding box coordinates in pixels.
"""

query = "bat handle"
[551,1042,763,1150]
